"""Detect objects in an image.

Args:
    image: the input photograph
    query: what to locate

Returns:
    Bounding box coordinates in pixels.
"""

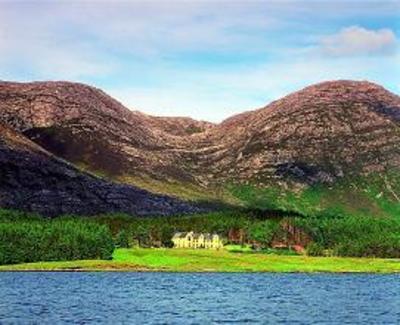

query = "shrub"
[247,220,279,248]
[306,243,325,256]
[115,230,131,248]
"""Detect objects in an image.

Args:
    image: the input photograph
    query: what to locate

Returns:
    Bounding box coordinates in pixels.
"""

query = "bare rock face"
[0,79,399,206]
[214,81,400,185]
[0,124,202,217]
[0,81,197,183]
[161,80,400,187]
[134,112,215,136]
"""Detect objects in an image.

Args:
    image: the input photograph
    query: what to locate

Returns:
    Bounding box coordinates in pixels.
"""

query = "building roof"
[172,232,188,239]
[172,232,221,240]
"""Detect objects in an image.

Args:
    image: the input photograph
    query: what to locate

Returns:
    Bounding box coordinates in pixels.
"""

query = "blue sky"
[0,1,399,122]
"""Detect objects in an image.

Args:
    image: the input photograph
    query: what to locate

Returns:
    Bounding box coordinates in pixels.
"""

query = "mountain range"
[0,80,399,217]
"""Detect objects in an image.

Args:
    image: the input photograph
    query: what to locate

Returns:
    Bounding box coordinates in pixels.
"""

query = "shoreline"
[1,248,400,273]
[1,269,400,274]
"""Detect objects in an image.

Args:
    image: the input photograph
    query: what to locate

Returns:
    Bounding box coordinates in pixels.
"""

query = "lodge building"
[172,231,223,249]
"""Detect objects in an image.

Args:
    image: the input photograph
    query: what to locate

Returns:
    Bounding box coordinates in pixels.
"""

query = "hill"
[217,80,400,184]
[0,80,399,217]
[0,81,216,198]
[0,123,201,216]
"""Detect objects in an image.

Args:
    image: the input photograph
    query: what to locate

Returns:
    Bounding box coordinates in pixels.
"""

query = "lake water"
[0,272,399,324]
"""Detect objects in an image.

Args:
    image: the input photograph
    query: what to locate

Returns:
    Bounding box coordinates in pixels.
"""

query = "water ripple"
[0,272,399,324]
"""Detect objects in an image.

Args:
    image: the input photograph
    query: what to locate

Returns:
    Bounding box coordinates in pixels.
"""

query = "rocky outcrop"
[135,112,214,136]
[0,124,202,217]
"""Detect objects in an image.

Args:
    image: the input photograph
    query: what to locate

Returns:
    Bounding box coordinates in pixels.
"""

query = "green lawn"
[1,248,400,273]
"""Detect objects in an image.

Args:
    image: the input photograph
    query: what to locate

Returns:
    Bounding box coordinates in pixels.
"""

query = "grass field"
[1,248,400,273]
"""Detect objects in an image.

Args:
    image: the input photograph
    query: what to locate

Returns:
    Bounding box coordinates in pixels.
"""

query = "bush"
[0,219,115,265]
[261,248,299,255]
[306,243,325,256]
[247,220,279,248]
[115,230,131,248]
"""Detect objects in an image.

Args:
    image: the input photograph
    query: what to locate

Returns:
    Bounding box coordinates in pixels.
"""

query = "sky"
[0,0,399,122]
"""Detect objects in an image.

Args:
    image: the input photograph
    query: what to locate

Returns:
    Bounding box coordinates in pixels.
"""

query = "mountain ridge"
[0,79,399,216]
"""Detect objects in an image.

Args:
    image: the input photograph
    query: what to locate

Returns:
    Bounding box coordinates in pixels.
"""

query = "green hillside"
[229,171,400,218]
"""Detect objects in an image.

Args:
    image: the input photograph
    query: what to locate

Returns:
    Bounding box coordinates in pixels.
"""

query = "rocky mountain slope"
[0,82,219,187]
[0,80,399,216]
[210,80,400,184]
[0,123,201,217]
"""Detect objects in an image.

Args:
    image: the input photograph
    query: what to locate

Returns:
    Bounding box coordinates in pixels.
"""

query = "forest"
[1,208,400,266]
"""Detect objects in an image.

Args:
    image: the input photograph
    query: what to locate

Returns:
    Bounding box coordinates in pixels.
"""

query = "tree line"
[94,211,400,258]
[0,210,114,265]
[294,215,400,258]
[2,208,400,264]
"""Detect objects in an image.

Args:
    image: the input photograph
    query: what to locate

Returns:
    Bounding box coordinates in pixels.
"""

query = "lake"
[0,272,399,324]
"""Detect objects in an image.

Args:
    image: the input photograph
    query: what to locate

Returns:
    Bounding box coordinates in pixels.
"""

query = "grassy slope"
[76,164,239,204]
[229,171,400,218]
[106,170,400,218]
[77,156,400,218]
[1,248,400,273]
[117,174,218,202]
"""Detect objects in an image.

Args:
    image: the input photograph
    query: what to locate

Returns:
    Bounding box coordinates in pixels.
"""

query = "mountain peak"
[0,80,134,131]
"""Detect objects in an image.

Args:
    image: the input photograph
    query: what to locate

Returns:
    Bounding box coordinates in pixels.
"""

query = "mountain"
[0,123,202,217]
[212,80,400,184]
[0,81,214,198]
[0,80,399,217]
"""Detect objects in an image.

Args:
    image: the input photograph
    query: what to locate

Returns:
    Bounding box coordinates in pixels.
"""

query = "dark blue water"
[0,272,399,324]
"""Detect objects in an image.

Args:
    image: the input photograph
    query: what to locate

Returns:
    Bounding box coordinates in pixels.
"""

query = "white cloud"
[0,3,116,79]
[0,1,281,79]
[319,26,397,56]
[0,2,399,122]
